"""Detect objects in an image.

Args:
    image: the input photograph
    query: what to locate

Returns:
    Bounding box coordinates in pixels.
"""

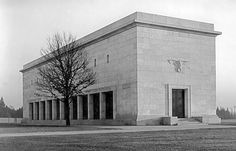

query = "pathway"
[0,124,235,138]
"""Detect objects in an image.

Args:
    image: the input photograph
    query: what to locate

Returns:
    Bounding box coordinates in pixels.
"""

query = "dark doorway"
[82,95,88,119]
[105,91,113,119]
[172,89,185,118]
[72,96,77,120]
[42,101,45,120]
[48,100,52,120]
[29,103,33,120]
[56,100,60,120]
[93,93,100,119]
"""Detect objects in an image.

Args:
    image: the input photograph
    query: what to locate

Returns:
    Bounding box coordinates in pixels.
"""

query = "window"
[94,59,96,67]
[107,54,109,63]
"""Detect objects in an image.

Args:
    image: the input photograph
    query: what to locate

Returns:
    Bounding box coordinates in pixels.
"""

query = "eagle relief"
[168,59,188,73]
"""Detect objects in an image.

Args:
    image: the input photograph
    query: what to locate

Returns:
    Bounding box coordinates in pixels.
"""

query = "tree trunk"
[64,98,70,126]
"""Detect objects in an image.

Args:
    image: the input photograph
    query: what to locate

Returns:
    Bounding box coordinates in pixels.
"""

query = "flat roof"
[20,12,221,72]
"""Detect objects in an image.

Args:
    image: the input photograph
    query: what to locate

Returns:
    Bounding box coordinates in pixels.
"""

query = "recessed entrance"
[172,89,185,118]
[48,100,52,120]
[72,96,77,120]
[104,91,113,119]
[42,101,45,120]
[92,93,100,120]
[56,100,60,120]
[82,95,88,119]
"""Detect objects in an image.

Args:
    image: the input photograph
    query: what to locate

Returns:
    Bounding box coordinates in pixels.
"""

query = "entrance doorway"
[172,89,185,118]
[72,96,77,120]
[42,101,45,120]
[104,91,113,119]
[56,100,60,120]
[92,93,100,119]
[82,95,88,119]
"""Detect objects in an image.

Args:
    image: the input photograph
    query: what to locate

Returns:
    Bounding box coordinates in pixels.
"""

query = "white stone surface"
[21,12,221,125]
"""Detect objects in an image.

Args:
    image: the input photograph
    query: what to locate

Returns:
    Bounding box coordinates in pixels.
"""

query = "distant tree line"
[0,97,23,118]
[216,107,236,119]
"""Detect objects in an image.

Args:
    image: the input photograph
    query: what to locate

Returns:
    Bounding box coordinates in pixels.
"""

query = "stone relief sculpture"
[168,59,188,73]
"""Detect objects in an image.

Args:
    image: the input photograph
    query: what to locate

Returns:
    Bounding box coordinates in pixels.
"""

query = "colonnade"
[29,91,115,121]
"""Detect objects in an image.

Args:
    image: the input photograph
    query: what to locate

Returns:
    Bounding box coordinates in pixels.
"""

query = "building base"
[162,116,178,125]
[21,118,136,126]
[136,115,163,125]
[193,115,221,124]
[21,119,66,126]
[21,115,221,126]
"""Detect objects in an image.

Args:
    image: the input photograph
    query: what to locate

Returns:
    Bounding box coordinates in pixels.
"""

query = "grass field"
[0,128,236,151]
[221,119,236,125]
[0,123,120,134]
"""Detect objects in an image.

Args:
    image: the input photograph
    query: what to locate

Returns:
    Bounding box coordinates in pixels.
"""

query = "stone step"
[178,118,198,121]
[177,118,205,125]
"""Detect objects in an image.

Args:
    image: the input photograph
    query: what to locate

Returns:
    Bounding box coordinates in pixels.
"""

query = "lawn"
[221,119,236,125]
[0,124,119,134]
[0,128,236,151]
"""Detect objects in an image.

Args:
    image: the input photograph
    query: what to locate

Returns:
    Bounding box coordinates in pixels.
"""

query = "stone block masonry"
[20,12,221,125]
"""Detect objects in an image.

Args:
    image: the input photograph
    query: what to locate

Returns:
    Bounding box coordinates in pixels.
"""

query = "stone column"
[45,100,49,120]
[69,99,73,120]
[60,100,65,120]
[29,103,33,120]
[88,94,94,120]
[77,96,83,120]
[56,100,60,120]
[113,90,117,119]
[100,92,105,120]
[33,102,37,120]
[39,101,43,120]
[52,100,57,120]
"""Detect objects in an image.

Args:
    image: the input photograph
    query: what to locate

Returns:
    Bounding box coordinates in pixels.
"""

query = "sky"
[0,0,236,109]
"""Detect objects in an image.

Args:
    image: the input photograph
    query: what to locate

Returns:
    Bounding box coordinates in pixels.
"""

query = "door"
[93,93,100,119]
[105,91,113,119]
[172,89,185,118]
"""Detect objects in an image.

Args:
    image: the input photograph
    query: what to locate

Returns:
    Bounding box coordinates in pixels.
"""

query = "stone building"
[20,12,221,125]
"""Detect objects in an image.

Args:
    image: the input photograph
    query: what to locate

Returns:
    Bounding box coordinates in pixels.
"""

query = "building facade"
[20,12,221,125]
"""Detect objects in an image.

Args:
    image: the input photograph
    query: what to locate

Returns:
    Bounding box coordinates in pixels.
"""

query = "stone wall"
[21,12,221,125]
[22,27,138,124]
[0,118,22,124]
[137,24,217,120]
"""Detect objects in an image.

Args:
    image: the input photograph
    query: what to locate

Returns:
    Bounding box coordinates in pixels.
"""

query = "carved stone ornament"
[168,59,188,73]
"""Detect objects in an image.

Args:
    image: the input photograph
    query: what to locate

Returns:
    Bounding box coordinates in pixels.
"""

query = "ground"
[0,128,236,151]
[0,123,117,134]
[0,122,236,151]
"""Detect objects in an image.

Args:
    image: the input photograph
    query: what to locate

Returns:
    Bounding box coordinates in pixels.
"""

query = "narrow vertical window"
[107,54,109,63]
[94,59,96,67]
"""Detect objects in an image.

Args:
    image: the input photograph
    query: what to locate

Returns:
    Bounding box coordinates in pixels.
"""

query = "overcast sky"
[0,0,236,109]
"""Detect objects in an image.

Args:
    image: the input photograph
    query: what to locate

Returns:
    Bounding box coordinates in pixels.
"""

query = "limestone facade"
[20,12,221,125]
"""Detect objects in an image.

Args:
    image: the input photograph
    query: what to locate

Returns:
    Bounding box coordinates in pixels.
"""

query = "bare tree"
[35,33,95,126]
